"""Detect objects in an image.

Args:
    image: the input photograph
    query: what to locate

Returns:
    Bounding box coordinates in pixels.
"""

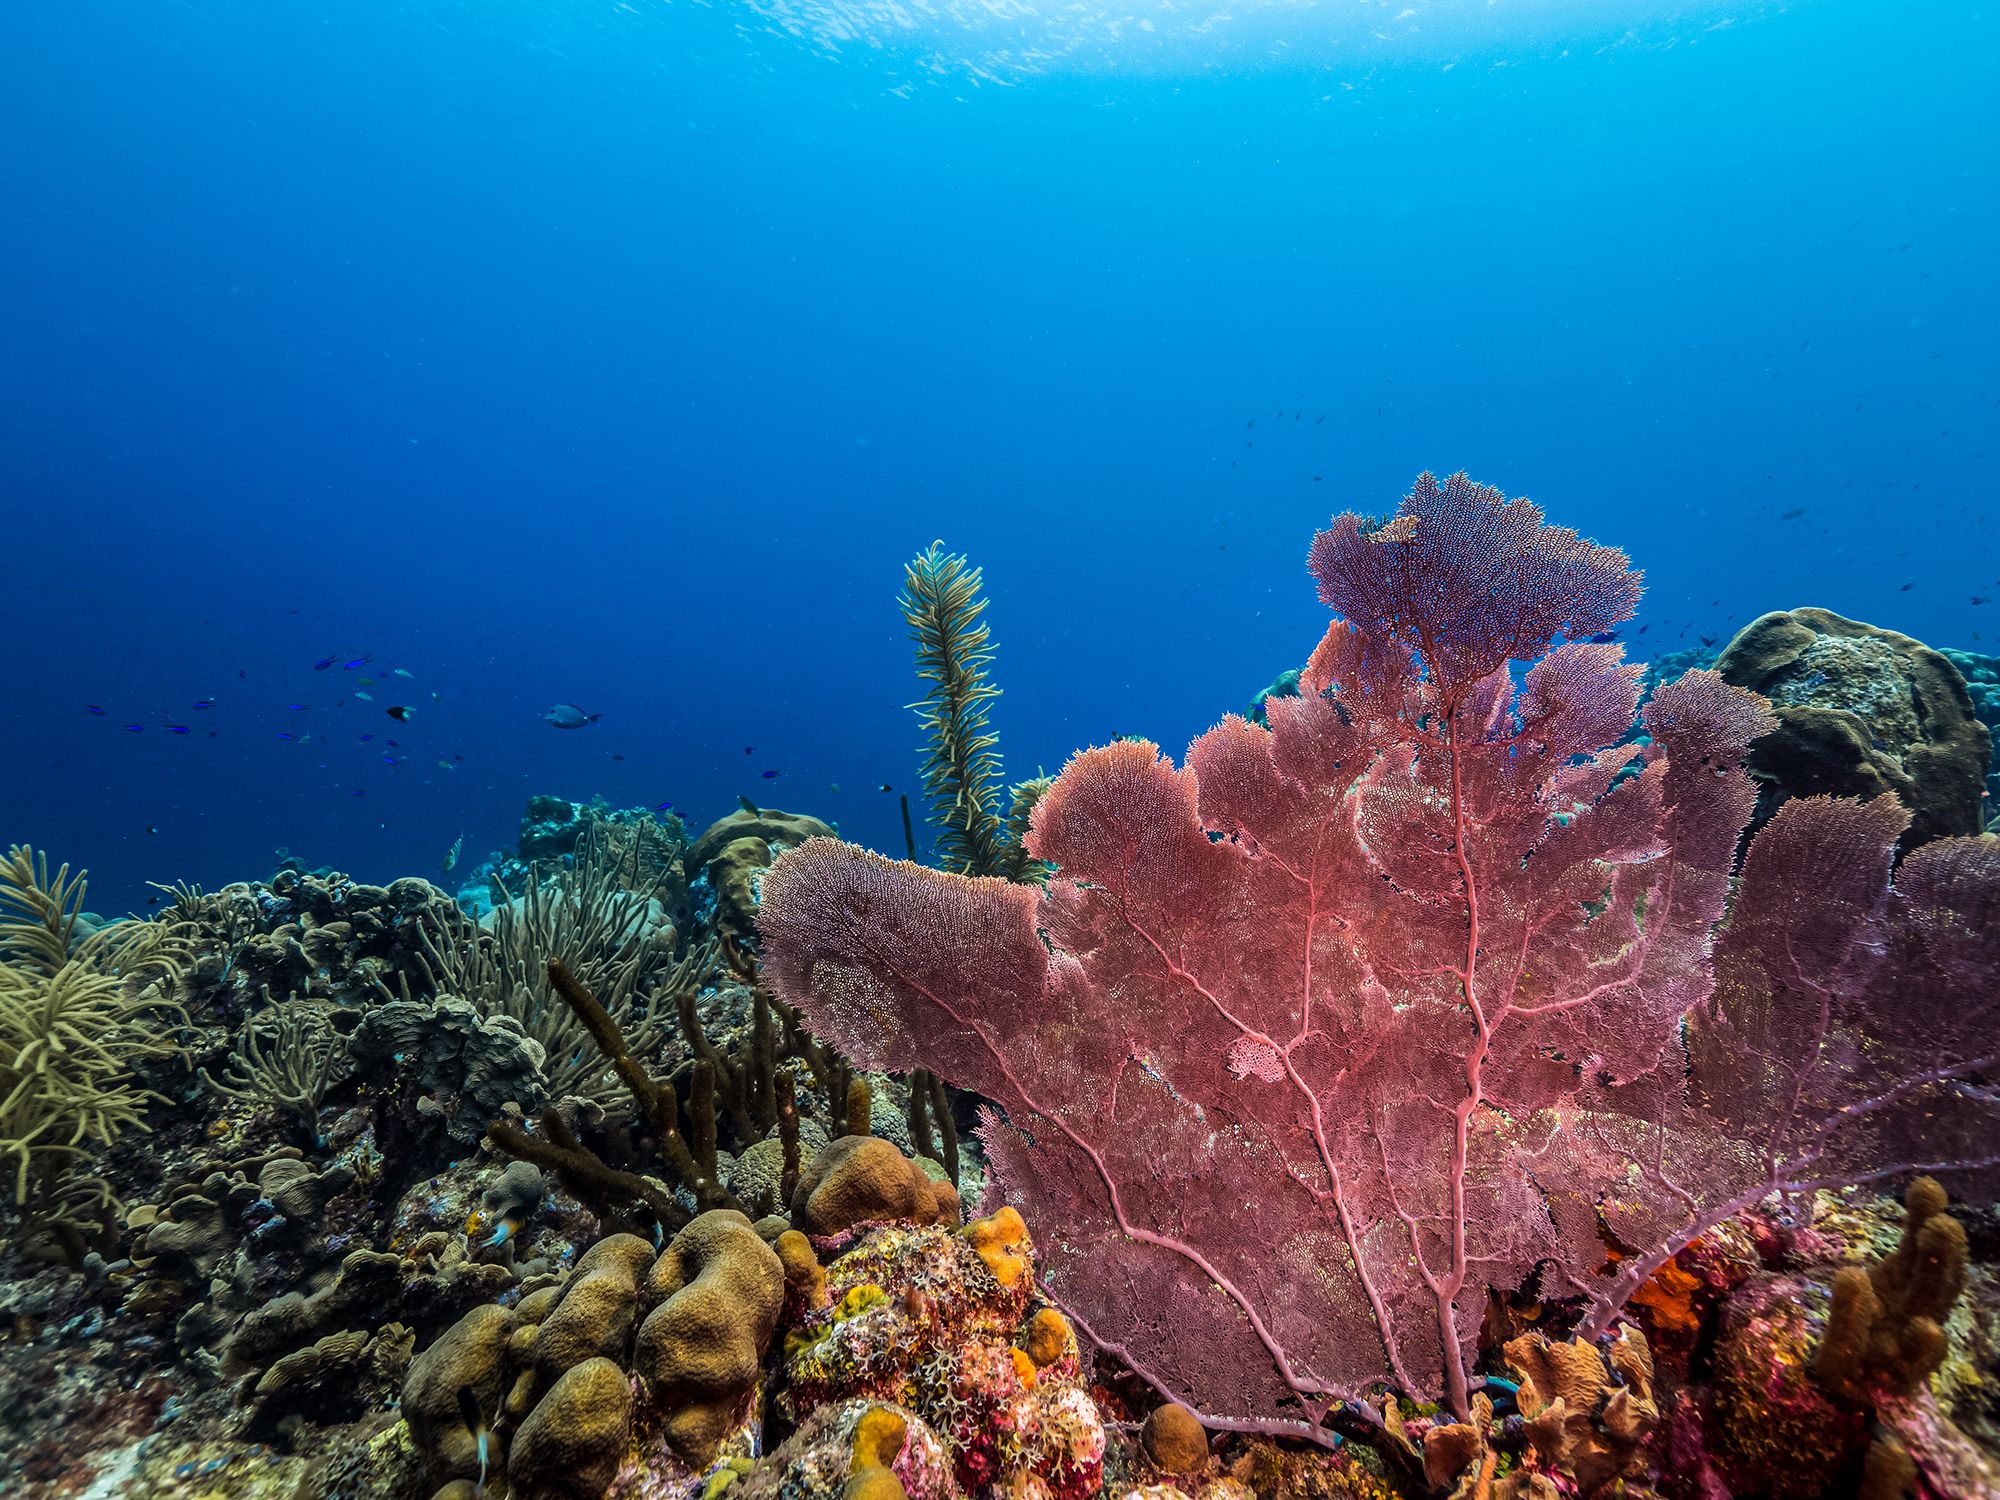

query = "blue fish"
[1583,631,1621,644]
[124,724,144,733]
[286,703,308,712]
[276,732,295,741]
[655,801,674,812]
[343,655,370,669]
[456,1386,490,1494]
[164,725,192,734]
[192,700,212,710]
[314,656,336,671]
[540,703,601,729]
[85,704,106,715]
[760,769,781,779]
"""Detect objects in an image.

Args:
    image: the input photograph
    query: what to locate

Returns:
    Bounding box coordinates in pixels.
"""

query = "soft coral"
[759,472,2000,1438]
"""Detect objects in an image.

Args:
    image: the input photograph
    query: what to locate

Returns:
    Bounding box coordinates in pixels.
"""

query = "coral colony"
[3,474,1997,1500]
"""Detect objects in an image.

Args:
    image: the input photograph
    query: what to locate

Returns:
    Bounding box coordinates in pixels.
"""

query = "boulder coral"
[636,1208,786,1464]
[401,1208,783,1493]
[1718,605,1992,849]
[791,1134,960,1237]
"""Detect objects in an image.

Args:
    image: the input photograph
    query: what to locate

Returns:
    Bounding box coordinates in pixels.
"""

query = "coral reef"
[762,474,2000,1442]
[5,495,2000,1500]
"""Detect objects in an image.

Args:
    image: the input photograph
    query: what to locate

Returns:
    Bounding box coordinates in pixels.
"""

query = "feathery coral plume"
[901,541,1044,880]
[901,542,1008,875]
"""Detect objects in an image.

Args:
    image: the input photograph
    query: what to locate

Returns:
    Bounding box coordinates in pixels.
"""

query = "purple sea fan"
[757,472,2000,1440]
[1579,795,2000,1331]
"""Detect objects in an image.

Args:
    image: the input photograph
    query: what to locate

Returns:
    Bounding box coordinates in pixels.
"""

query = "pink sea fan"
[758,472,1999,1439]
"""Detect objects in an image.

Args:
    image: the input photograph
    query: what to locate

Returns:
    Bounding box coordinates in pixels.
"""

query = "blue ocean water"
[1,0,1993,916]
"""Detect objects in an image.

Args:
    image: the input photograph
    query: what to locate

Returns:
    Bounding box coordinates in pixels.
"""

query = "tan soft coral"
[0,845,187,1240]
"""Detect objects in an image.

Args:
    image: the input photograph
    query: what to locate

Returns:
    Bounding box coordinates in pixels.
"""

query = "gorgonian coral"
[757,473,1999,1439]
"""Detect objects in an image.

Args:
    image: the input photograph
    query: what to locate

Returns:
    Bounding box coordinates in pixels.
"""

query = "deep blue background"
[2,0,1995,915]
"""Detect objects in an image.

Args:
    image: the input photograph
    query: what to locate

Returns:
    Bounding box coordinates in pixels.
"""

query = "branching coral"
[200,1001,351,1136]
[0,846,188,1227]
[419,828,702,1105]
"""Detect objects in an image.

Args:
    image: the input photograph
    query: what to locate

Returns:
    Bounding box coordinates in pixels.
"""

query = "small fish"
[393,668,415,678]
[1637,624,1650,635]
[276,732,295,741]
[480,1208,523,1248]
[355,690,374,701]
[744,745,755,755]
[357,676,377,686]
[456,1385,491,1493]
[386,705,412,722]
[541,704,601,729]
[164,724,192,734]
[443,833,463,875]
[878,783,893,792]
[1780,506,1806,521]
[1899,581,1914,592]
[85,704,106,715]
[655,801,674,812]
[314,656,336,671]
[630,1203,664,1251]
[359,734,374,742]
[738,795,760,815]
[343,656,370,670]
[147,826,159,835]
[1973,597,1991,606]
[1700,634,1718,647]
[190,700,212,711]
[611,753,625,761]
[381,754,397,765]
[286,702,308,711]
[760,769,780,779]
[124,724,144,733]
[1582,631,1620,644]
